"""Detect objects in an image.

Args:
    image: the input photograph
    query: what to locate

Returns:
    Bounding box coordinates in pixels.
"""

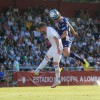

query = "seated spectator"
[35,15,41,25]
[75,60,84,71]
[13,58,20,72]
[95,62,100,71]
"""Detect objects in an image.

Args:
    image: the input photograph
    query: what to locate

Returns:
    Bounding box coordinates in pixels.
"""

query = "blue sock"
[70,52,85,64]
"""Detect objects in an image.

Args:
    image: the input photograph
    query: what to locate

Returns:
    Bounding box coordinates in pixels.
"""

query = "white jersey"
[46,27,63,49]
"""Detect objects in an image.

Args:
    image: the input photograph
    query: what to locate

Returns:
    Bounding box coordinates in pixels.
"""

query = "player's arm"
[68,23,79,38]
[53,36,61,54]
[61,30,68,39]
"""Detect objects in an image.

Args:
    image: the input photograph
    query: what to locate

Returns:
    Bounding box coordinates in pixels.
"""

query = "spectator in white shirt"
[35,15,41,25]
[95,62,100,71]
[13,59,20,72]
[33,30,41,39]
[13,34,18,41]
[9,48,14,55]
[8,18,14,27]
[27,13,33,21]
[25,30,30,37]
[16,54,21,62]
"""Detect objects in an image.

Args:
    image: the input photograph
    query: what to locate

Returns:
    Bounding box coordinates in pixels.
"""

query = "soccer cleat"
[81,59,89,70]
[60,67,63,72]
[33,69,40,76]
[51,81,61,88]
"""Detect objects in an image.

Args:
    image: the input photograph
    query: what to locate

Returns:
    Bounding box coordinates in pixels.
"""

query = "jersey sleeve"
[61,18,69,32]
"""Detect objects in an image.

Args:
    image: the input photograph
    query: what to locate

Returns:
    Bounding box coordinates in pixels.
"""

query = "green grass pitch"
[0,86,100,100]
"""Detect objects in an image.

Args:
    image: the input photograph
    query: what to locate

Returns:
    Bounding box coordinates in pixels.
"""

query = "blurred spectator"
[95,62,100,71]
[75,60,84,71]
[13,59,20,72]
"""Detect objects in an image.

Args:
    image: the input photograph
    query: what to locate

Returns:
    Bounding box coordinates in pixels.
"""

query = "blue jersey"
[57,17,70,41]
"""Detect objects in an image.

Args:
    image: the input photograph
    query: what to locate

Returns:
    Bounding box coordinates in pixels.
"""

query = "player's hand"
[73,32,80,39]
[57,48,62,55]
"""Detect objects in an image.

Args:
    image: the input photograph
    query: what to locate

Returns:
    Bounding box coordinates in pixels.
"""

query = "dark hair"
[38,22,47,29]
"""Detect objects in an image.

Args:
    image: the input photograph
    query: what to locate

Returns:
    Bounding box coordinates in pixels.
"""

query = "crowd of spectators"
[0,6,100,72]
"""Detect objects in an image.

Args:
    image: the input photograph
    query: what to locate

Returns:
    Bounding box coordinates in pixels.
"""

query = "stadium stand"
[0,5,100,75]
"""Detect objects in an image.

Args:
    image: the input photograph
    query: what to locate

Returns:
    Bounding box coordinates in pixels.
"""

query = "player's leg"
[51,63,61,88]
[33,56,49,75]
[59,41,71,72]
[69,53,89,69]
[70,52,85,64]
[51,48,62,88]
[63,47,85,64]
[62,41,71,57]
[63,47,70,57]
[62,41,89,69]
[54,62,60,82]
[33,47,53,75]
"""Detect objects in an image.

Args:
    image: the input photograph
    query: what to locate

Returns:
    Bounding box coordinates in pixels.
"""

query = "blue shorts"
[62,40,72,48]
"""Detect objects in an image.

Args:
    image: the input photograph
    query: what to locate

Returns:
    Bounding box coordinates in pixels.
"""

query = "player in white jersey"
[33,22,63,88]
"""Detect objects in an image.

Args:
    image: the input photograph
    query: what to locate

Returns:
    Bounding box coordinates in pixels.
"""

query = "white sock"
[54,66,60,82]
[36,58,48,70]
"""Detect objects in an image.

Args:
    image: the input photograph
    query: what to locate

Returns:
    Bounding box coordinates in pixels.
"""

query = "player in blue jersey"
[49,9,89,70]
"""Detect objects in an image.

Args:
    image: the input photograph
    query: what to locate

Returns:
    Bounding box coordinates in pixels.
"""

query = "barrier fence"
[12,71,100,87]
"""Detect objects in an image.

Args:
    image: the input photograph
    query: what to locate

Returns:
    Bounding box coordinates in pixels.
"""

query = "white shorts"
[46,46,62,62]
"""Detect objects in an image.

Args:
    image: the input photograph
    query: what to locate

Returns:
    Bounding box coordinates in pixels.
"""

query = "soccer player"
[49,9,89,69]
[33,22,63,88]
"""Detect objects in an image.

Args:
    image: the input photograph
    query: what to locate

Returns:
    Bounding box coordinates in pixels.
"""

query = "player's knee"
[63,48,70,57]
[63,52,68,56]
[63,51,70,57]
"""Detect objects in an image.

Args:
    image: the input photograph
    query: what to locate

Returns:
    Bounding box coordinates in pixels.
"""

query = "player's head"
[38,22,47,33]
[49,9,61,21]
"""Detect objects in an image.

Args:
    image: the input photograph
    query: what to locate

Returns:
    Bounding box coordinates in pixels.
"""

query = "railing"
[19,65,99,71]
